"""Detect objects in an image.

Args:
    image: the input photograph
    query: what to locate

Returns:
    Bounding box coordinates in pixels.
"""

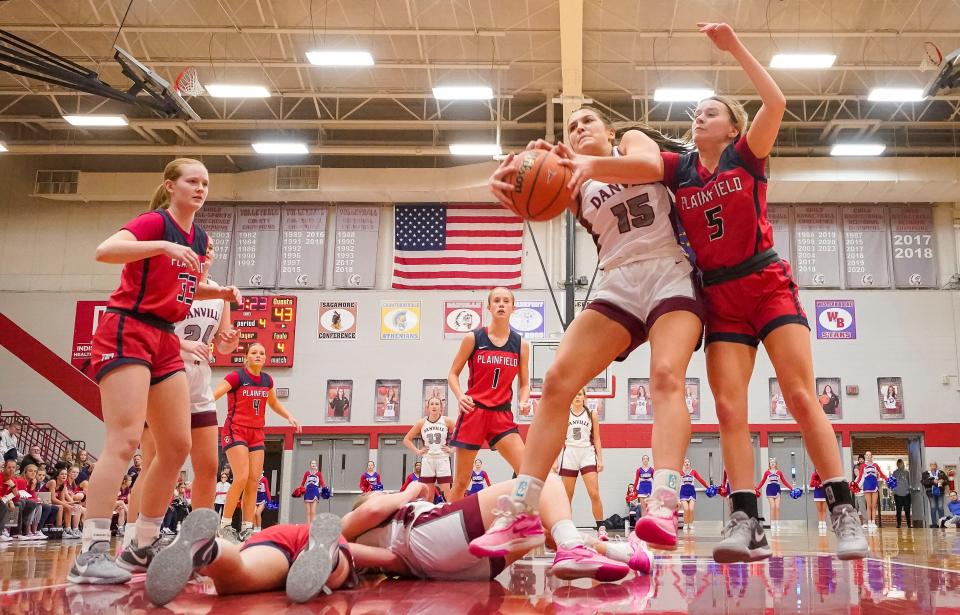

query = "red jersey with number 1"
[661,138,771,271]
[107,209,209,324]
[465,327,521,410]
[225,368,274,428]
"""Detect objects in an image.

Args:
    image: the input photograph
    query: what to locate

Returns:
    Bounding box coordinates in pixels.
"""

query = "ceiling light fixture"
[449,143,502,157]
[867,87,924,102]
[770,53,837,69]
[306,51,374,66]
[205,84,271,98]
[830,143,886,156]
[62,115,128,127]
[432,86,494,100]
[252,142,309,154]
[653,88,716,102]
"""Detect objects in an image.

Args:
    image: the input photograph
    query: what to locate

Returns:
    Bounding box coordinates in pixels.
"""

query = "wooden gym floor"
[2,525,960,614]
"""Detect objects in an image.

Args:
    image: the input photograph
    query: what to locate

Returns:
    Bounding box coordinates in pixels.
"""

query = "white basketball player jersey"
[421,417,449,456]
[175,295,224,361]
[577,147,685,270]
[565,409,593,448]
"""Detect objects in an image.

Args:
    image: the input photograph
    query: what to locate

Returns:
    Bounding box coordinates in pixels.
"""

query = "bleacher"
[1,405,95,465]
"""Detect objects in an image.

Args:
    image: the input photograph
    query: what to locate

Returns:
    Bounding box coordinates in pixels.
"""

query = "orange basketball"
[506,149,574,221]
[819,394,829,405]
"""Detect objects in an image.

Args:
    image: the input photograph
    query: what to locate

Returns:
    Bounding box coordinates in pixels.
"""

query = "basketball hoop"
[920,41,943,73]
[174,66,204,97]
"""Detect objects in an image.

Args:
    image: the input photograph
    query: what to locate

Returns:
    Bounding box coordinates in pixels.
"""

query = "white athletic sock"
[122,522,136,547]
[550,519,583,549]
[599,541,632,564]
[220,516,233,529]
[652,469,681,495]
[241,521,253,532]
[135,515,163,547]
[510,475,545,510]
[81,518,111,552]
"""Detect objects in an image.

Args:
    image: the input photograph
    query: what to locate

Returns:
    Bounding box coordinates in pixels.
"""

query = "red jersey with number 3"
[107,209,209,324]
[465,327,521,409]
[660,138,771,271]
[225,368,274,428]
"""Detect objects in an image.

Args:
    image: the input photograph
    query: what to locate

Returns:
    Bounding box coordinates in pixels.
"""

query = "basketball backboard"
[114,45,200,121]
[924,47,960,98]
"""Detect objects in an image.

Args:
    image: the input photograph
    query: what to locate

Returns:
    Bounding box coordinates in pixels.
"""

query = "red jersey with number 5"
[225,368,274,428]
[465,327,521,410]
[107,209,209,324]
[660,138,771,271]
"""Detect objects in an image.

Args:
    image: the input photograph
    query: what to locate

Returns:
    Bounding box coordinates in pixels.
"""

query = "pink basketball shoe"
[633,487,679,550]
[468,495,544,558]
[627,533,653,574]
[549,545,631,582]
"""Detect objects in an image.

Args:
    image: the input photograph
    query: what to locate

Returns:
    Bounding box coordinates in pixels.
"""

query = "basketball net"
[174,67,204,97]
[920,42,943,73]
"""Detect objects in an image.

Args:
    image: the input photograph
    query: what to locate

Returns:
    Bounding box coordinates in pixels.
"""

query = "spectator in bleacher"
[20,445,44,472]
[77,449,93,482]
[114,474,131,536]
[0,422,20,462]
[1,458,23,540]
[45,468,71,535]
[65,465,86,538]
[162,484,190,535]
[127,453,143,487]
[54,449,76,475]
[18,463,50,540]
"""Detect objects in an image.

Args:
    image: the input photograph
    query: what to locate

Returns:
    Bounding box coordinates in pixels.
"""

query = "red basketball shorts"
[703,260,809,347]
[241,523,309,564]
[450,408,519,450]
[91,311,184,384]
[221,420,265,452]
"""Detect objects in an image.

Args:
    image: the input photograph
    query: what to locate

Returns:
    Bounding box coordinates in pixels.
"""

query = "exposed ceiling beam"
[558,0,584,127]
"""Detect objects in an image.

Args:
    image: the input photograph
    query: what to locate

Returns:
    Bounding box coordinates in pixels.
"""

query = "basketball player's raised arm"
[195,283,241,303]
[266,390,302,432]
[341,481,432,540]
[553,128,666,192]
[448,333,476,413]
[213,300,240,355]
[402,419,427,456]
[516,340,531,411]
[698,22,785,158]
[591,411,604,472]
[95,229,201,271]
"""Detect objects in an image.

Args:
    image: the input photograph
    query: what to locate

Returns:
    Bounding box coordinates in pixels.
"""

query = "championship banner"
[70,301,108,370]
[443,300,482,339]
[380,301,421,340]
[233,206,281,288]
[815,299,857,340]
[194,204,236,284]
[318,301,357,340]
[768,205,792,264]
[890,206,937,288]
[279,206,327,288]
[842,206,891,288]
[333,206,380,289]
[794,205,841,287]
[509,300,545,339]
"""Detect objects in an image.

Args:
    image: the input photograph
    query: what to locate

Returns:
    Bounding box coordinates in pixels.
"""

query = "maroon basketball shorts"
[450,408,519,450]
[91,311,184,384]
[703,260,809,347]
[221,420,265,452]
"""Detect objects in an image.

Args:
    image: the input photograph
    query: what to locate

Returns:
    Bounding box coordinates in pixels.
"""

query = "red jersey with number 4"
[107,209,209,324]
[225,368,274,428]
[465,327,521,409]
[661,138,771,271]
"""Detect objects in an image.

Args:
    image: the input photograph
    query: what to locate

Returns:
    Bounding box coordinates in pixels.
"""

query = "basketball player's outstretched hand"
[183,339,210,363]
[217,327,240,347]
[553,143,592,194]
[697,22,740,52]
[164,241,202,272]
[458,394,476,413]
[489,152,517,209]
[222,285,243,304]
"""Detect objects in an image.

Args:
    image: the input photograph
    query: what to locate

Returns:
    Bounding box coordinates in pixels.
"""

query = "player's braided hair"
[149,157,206,211]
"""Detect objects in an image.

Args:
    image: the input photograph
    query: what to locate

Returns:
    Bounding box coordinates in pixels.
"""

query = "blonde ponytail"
[148,157,206,211]
[149,183,169,210]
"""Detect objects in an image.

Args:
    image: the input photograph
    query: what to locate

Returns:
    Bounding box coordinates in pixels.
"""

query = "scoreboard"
[212,295,297,367]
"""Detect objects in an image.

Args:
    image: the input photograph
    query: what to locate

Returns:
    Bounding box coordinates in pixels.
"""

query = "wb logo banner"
[815,300,857,340]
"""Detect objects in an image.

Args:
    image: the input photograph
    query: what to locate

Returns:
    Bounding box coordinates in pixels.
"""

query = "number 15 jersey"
[465,327,521,411]
[577,146,685,271]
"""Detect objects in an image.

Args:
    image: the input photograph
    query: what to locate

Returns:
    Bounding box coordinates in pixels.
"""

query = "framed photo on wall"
[585,397,605,421]
[519,399,537,422]
[878,377,905,419]
[627,378,653,422]
[769,378,790,420]
[684,378,700,421]
[422,379,449,417]
[325,379,352,423]
[375,379,401,422]
[816,377,842,420]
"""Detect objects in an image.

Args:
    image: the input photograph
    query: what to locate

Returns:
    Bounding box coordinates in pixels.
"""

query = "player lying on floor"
[146,475,651,606]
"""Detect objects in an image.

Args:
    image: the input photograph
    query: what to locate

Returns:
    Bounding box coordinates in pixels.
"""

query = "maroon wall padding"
[0,312,102,420]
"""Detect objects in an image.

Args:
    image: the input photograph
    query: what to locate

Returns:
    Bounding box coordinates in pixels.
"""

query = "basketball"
[505,149,574,221]
[819,394,829,405]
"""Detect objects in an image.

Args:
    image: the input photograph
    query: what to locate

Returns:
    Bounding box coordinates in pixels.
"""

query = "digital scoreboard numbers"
[212,295,297,367]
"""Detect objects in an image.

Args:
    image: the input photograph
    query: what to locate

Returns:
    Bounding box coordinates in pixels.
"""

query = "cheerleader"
[468,459,491,496]
[554,389,606,538]
[298,460,326,525]
[756,459,793,531]
[359,461,382,493]
[213,343,301,542]
[254,473,271,532]
[678,459,709,531]
[854,451,887,530]
[401,462,422,491]
[214,471,230,519]
[634,455,654,515]
[810,471,827,530]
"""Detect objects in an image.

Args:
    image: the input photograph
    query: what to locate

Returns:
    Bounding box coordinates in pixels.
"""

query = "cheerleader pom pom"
[789,487,803,500]
[266,500,279,511]
[291,486,305,498]
[705,484,719,498]
[320,486,332,500]
[886,476,897,490]
[372,484,384,492]
[851,482,861,494]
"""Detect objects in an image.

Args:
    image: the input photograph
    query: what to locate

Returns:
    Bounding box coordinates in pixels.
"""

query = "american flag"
[392,203,523,290]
